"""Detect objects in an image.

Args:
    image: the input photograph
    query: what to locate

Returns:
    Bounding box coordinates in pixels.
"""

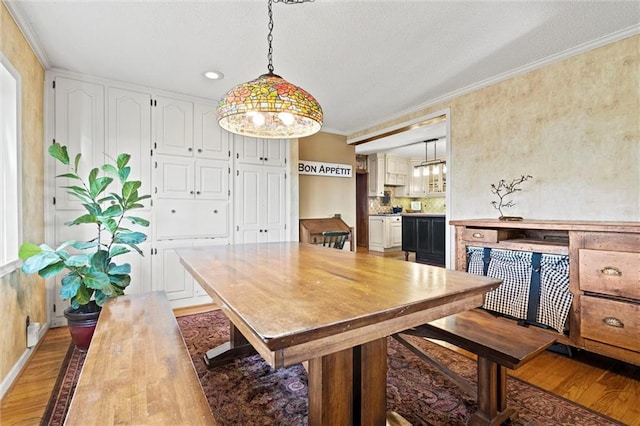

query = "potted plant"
[19,143,150,350]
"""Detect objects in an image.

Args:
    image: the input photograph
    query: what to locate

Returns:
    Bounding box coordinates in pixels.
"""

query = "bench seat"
[65,291,216,425]
[394,308,556,426]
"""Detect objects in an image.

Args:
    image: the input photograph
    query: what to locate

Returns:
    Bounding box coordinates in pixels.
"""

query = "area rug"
[42,310,621,425]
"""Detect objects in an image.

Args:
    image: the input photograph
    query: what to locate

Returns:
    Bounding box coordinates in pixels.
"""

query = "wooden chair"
[321,231,349,249]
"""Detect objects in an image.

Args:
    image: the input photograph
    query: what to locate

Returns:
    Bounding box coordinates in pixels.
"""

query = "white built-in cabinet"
[47,70,292,322]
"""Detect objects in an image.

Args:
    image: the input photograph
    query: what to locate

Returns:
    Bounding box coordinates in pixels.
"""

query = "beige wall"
[298,132,357,236]
[351,35,640,222]
[0,1,45,387]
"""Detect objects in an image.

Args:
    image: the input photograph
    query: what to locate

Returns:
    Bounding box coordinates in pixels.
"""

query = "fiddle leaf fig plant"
[19,143,150,308]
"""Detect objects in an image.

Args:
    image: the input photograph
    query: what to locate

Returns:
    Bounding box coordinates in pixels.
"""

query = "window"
[0,54,21,277]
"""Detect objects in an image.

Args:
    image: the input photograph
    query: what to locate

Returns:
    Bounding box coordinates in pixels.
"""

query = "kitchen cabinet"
[154,155,229,200]
[193,102,231,160]
[451,219,640,366]
[235,163,287,243]
[405,159,446,197]
[369,215,402,252]
[235,136,286,167]
[153,96,194,156]
[402,214,446,266]
[384,155,408,186]
[154,199,229,240]
[367,154,385,197]
[107,87,152,209]
[53,77,105,210]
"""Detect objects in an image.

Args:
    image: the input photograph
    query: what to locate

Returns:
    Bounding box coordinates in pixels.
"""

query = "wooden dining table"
[177,242,502,426]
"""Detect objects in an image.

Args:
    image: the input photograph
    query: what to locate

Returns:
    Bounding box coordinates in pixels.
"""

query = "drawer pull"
[603,317,624,328]
[600,266,622,276]
[472,232,484,239]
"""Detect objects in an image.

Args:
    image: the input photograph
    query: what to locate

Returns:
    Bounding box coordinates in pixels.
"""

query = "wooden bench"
[65,291,216,425]
[393,308,556,426]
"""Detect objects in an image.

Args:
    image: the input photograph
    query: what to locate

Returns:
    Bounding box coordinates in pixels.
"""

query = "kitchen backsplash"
[369,186,445,214]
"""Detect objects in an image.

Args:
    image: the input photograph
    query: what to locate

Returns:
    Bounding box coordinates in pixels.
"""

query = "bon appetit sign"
[298,161,353,178]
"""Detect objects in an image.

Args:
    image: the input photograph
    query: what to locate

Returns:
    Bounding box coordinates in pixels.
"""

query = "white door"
[195,159,229,200]
[152,240,195,301]
[155,155,194,199]
[154,96,193,156]
[262,168,287,241]
[262,139,286,167]
[235,165,262,243]
[54,77,105,209]
[107,87,152,209]
[194,102,229,160]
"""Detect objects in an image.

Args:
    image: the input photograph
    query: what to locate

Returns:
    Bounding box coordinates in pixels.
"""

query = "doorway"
[355,171,368,249]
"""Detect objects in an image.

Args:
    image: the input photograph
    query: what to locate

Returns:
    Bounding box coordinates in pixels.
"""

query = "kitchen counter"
[401,213,445,217]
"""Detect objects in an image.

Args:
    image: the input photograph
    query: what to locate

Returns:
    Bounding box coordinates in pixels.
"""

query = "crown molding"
[4,0,51,69]
[347,24,640,139]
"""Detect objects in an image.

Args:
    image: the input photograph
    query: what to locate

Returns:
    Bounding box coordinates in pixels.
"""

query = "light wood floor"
[1,304,639,425]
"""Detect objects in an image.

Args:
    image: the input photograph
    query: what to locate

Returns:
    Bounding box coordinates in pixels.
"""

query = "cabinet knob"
[600,266,622,276]
[171,209,176,213]
[472,232,484,239]
[197,149,202,153]
[603,317,624,328]
[190,191,194,194]
[259,229,263,233]
[196,191,201,195]
[264,229,268,233]
[259,157,264,161]
[213,210,218,214]
[264,158,268,161]
[188,147,193,152]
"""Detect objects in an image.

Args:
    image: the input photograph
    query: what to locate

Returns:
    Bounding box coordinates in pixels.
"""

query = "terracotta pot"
[64,301,101,351]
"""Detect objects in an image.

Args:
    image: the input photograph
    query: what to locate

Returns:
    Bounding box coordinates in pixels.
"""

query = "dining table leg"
[308,337,387,426]
[203,322,258,368]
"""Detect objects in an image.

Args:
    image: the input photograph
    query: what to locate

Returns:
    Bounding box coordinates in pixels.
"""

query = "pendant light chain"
[267,0,275,74]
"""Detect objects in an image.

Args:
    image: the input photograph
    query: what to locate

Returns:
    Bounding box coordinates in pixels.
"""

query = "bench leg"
[468,357,516,426]
[204,323,257,369]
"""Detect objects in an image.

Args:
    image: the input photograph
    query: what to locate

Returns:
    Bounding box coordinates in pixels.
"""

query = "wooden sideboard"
[451,219,640,366]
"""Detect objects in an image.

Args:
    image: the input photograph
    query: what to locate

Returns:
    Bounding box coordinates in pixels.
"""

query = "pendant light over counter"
[217,0,323,139]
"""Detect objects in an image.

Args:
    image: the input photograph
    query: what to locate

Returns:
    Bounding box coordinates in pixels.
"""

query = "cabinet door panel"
[194,102,229,160]
[196,159,229,200]
[154,96,193,156]
[155,156,193,199]
[107,87,152,209]
[263,169,286,232]
[235,135,263,165]
[152,240,194,301]
[155,200,229,239]
[235,166,261,242]
[54,77,105,209]
[263,139,286,167]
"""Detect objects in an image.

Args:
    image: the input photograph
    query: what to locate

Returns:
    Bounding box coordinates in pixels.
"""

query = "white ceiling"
[7,0,639,141]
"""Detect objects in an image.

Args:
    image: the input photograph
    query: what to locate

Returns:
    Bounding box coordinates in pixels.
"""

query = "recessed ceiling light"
[204,71,224,80]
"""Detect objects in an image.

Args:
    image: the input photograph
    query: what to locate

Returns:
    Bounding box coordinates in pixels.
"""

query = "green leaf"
[56,240,76,251]
[118,166,131,183]
[21,252,61,274]
[65,214,98,226]
[103,204,123,217]
[55,173,81,180]
[109,246,130,257]
[125,216,150,227]
[73,153,81,173]
[18,242,42,260]
[82,202,102,217]
[110,274,131,290]
[101,164,118,177]
[60,273,83,299]
[48,143,69,165]
[103,218,118,234]
[116,153,130,169]
[89,176,113,198]
[65,254,90,267]
[113,231,147,245]
[90,250,110,271]
[122,181,141,201]
[39,261,66,278]
[108,263,131,275]
[88,167,99,186]
[93,290,110,306]
[72,284,92,307]
[84,271,110,290]
[73,241,99,250]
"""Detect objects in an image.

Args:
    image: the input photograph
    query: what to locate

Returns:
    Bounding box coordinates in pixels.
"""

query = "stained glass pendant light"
[217,0,322,139]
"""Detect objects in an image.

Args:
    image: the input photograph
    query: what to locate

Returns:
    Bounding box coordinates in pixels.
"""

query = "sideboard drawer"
[461,228,517,243]
[580,295,640,352]
[579,249,640,299]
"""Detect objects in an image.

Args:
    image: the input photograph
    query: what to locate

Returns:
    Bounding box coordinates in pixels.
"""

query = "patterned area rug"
[42,310,620,425]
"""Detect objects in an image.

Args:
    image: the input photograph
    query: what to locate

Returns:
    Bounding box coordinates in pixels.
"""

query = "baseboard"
[0,321,50,400]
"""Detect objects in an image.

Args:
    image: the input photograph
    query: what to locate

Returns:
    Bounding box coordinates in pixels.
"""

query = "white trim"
[3,1,50,69]
[346,24,640,137]
[0,322,49,400]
